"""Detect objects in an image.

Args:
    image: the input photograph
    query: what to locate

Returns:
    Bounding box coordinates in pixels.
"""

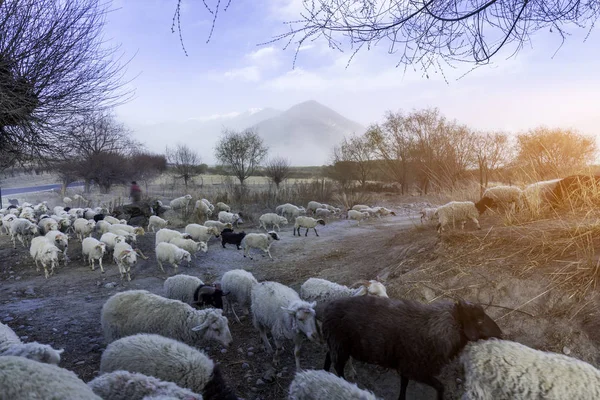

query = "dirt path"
[0,213,441,400]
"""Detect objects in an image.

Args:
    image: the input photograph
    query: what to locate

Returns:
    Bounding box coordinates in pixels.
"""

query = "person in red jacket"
[130,181,141,203]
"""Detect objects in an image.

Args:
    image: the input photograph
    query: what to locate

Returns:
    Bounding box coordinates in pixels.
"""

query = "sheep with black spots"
[241,231,280,260]
[251,281,318,369]
[0,322,63,365]
[288,369,379,400]
[435,201,481,234]
[460,339,600,400]
[100,290,232,347]
[294,216,326,237]
[259,213,288,231]
[100,334,237,399]
[155,242,191,273]
[88,370,202,400]
[0,356,101,400]
[147,215,169,232]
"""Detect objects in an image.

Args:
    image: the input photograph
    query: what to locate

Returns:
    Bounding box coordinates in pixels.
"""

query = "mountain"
[129,101,365,166]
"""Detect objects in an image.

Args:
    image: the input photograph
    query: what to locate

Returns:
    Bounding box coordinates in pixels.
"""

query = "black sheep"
[321,296,502,400]
[93,213,105,222]
[221,228,246,250]
[192,284,228,309]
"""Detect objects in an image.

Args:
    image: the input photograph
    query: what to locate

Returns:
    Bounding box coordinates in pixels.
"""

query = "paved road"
[0,181,84,197]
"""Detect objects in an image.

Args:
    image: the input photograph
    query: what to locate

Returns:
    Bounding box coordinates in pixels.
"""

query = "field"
[1,178,600,399]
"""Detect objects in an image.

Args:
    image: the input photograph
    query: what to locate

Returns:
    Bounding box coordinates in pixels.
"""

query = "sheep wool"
[185,224,220,243]
[259,213,288,231]
[241,232,280,260]
[100,334,236,399]
[88,370,202,400]
[288,369,379,400]
[204,220,231,232]
[435,201,481,233]
[164,274,205,305]
[347,209,370,225]
[460,339,600,400]
[300,278,358,303]
[155,242,192,272]
[147,215,169,232]
[0,322,63,365]
[294,216,325,236]
[101,290,232,347]
[0,356,101,400]
[220,269,258,317]
[156,228,191,246]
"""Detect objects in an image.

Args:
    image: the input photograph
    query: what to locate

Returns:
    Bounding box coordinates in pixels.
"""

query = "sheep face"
[191,311,233,347]
[198,241,208,253]
[193,285,228,309]
[284,303,318,342]
[456,300,502,341]
[133,227,145,235]
[181,251,192,263]
[316,219,326,226]
[268,231,280,241]
[475,197,494,214]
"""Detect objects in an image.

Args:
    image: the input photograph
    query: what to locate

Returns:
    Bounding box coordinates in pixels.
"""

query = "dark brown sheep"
[321,296,502,400]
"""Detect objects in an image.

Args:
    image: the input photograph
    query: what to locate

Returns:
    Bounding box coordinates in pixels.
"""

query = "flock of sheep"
[2,184,600,399]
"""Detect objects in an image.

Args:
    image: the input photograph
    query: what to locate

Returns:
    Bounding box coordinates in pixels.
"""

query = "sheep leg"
[99,258,104,273]
[90,258,95,271]
[293,227,297,236]
[398,375,409,400]
[157,260,165,272]
[416,376,443,400]
[293,335,303,370]
[11,235,16,249]
[313,228,319,237]
[305,228,308,237]
[227,299,242,324]
[257,326,273,354]
[323,351,331,371]
[471,217,481,230]
[266,248,273,260]
[273,336,284,366]
[330,350,348,379]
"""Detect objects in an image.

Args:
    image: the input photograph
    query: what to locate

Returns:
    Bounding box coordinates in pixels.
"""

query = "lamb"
[95,220,112,235]
[156,242,191,272]
[347,209,370,226]
[288,369,379,400]
[164,274,205,305]
[100,334,237,399]
[220,228,246,250]
[194,200,212,219]
[307,201,326,214]
[100,290,233,347]
[420,207,438,224]
[204,220,232,231]
[294,216,326,237]
[251,281,318,369]
[277,203,307,220]
[185,223,220,243]
[1,214,16,234]
[475,185,524,214]
[9,218,39,248]
[104,215,122,224]
[321,296,502,400]
[435,201,481,234]
[259,213,288,231]
[155,228,193,246]
[29,237,60,278]
[168,236,207,257]
[37,217,58,234]
[0,322,63,365]
[82,237,107,273]
[73,217,96,242]
[88,370,202,400]
[45,230,69,265]
[147,215,169,232]
[170,194,193,212]
[0,356,102,400]
[220,269,258,321]
[218,211,243,227]
[460,339,600,400]
[215,201,230,212]
[299,278,388,303]
[241,231,280,260]
[113,241,138,281]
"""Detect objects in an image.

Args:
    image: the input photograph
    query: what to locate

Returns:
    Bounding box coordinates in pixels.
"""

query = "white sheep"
[220,269,258,322]
[218,211,243,227]
[216,201,230,212]
[251,281,318,369]
[147,215,169,232]
[163,274,205,305]
[29,237,60,278]
[241,231,280,260]
[420,207,438,224]
[155,228,192,246]
[100,290,232,347]
[347,209,370,226]
[1,214,16,235]
[193,200,212,219]
[88,370,202,400]
[475,185,524,214]
[314,207,334,219]
[113,241,137,281]
[63,196,73,206]
[19,207,36,222]
[372,206,396,217]
[460,339,600,400]
[95,220,112,235]
[201,198,214,211]
[170,195,193,212]
[288,369,378,400]
[299,278,388,303]
[168,236,207,257]
[184,223,220,243]
[37,218,58,235]
[351,204,370,211]
[111,228,137,244]
[307,201,325,214]
[100,232,126,255]
[277,203,307,220]
[204,220,232,232]
[50,215,71,232]
[9,218,39,248]
[0,322,63,365]
[82,237,107,273]
[155,242,192,273]
[109,223,145,236]
[73,218,95,242]
[294,216,326,237]
[68,207,85,219]
[100,334,236,398]
[324,204,341,213]
[435,201,481,234]
[45,230,69,265]
[259,213,289,231]
[104,215,121,224]
[0,356,102,399]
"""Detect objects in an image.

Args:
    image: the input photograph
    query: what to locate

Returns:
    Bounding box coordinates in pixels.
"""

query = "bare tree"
[166,144,205,189]
[0,0,132,171]
[215,128,269,185]
[475,132,511,196]
[131,152,168,193]
[264,157,292,189]
[333,135,374,188]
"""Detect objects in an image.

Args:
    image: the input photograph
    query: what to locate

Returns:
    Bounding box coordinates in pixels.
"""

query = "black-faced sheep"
[293,216,326,237]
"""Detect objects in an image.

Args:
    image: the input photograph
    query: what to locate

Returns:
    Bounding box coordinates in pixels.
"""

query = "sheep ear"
[281,306,296,315]
[456,301,480,341]
[57,349,65,354]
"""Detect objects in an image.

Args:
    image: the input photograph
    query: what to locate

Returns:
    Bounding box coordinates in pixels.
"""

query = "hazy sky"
[106,0,600,142]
